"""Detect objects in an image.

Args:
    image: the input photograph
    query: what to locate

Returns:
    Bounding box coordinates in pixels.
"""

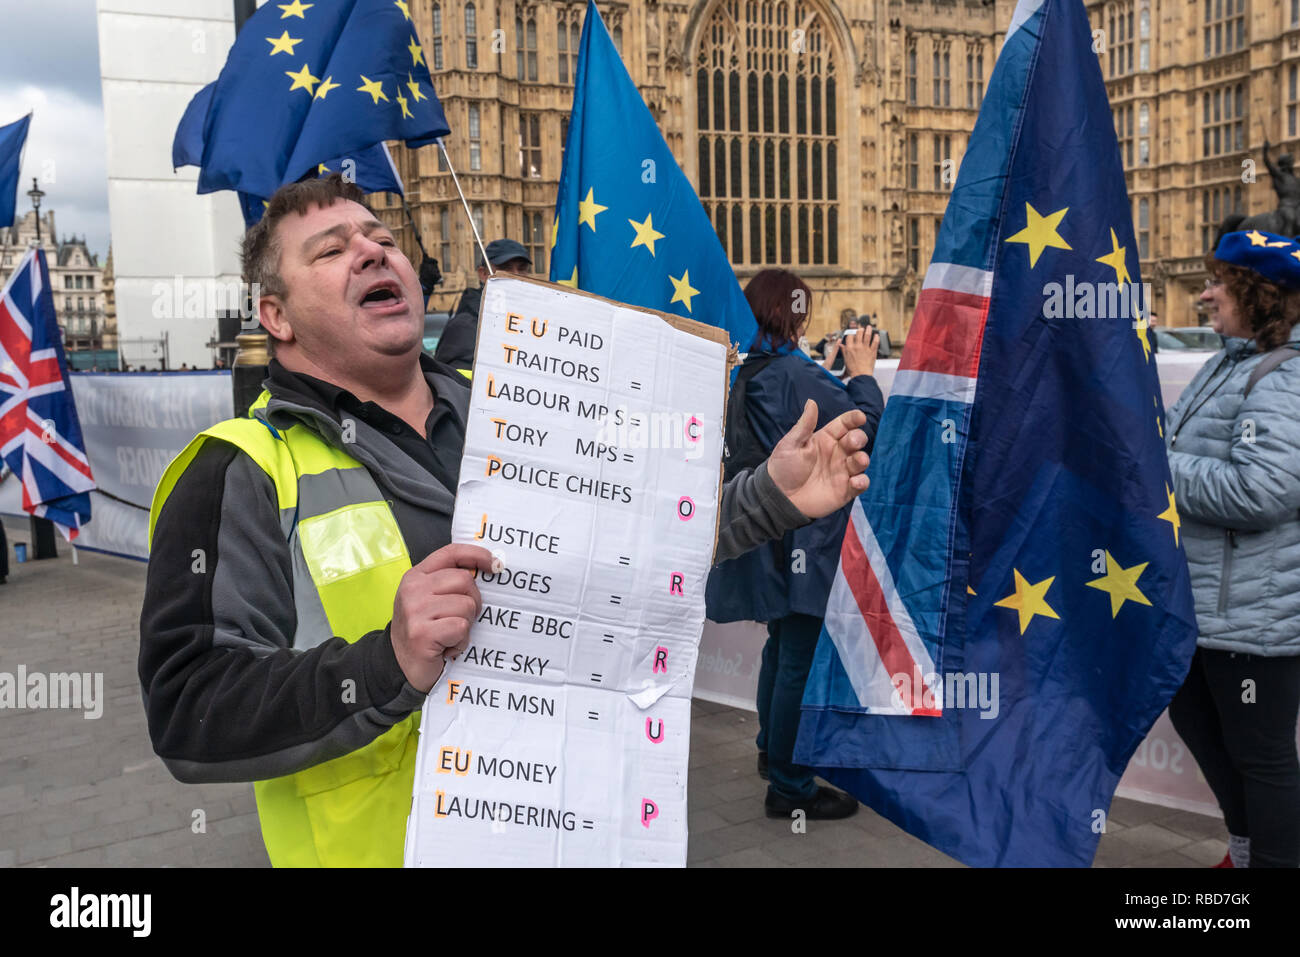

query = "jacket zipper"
[1216,528,1237,614]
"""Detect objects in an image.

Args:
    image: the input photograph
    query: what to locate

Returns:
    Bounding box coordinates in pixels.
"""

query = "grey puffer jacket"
[1165,326,1300,656]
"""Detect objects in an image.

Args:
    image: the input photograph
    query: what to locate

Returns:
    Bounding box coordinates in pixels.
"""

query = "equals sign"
[586,710,600,721]
[601,633,615,644]
[630,415,643,427]
[590,673,603,683]
[630,381,642,391]
[581,820,595,830]
[609,595,622,606]
[618,556,631,566]
[621,453,634,463]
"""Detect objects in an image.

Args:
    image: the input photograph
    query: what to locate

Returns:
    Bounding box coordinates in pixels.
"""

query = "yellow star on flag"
[1246,229,1268,246]
[358,75,388,104]
[577,188,607,232]
[266,30,302,56]
[1096,227,1131,286]
[395,91,413,119]
[285,64,320,94]
[314,75,340,99]
[628,213,665,256]
[1157,483,1181,546]
[394,0,411,20]
[405,73,426,102]
[1292,249,1300,262]
[1005,203,1071,268]
[1267,240,1291,248]
[551,218,558,249]
[669,269,700,313]
[278,1,312,18]
[317,163,330,174]
[1086,551,1152,618]
[994,569,1060,635]
[408,36,425,67]
[558,267,578,287]
[1134,314,1152,362]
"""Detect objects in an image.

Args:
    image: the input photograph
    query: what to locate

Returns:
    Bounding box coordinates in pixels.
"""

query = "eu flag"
[0,112,31,227]
[175,81,404,226]
[550,0,757,352]
[794,0,1197,867]
[196,0,447,200]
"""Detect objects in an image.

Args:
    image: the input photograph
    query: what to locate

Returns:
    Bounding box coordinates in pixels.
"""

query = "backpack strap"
[1244,344,1300,399]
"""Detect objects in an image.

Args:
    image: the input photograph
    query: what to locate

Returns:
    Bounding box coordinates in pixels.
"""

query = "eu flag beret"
[1213,230,1300,290]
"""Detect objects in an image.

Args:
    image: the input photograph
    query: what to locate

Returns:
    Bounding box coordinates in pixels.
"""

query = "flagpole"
[437,138,494,277]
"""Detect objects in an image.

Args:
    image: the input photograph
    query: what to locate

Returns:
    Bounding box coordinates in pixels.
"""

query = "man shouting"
[139,175,873,867]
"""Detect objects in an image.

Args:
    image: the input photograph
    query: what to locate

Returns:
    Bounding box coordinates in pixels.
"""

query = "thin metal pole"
[438,138,493,277]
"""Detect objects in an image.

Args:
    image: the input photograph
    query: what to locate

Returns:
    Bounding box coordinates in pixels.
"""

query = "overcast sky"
[0,1,109,259]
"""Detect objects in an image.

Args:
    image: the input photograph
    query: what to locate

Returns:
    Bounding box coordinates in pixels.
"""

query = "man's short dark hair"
[241,174,375,300]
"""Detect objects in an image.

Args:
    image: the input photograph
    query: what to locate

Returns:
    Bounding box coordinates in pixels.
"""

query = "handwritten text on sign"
[405,277,727,866]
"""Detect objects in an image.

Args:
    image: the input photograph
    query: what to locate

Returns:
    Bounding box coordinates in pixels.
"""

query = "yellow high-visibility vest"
[150,392,419,867]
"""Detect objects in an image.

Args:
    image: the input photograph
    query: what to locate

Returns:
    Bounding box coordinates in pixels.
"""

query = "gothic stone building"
[376,0,1300,343]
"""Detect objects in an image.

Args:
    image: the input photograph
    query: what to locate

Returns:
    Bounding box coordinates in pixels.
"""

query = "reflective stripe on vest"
[150,409,418,868]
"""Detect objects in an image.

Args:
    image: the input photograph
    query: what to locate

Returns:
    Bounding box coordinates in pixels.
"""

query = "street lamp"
[27,177,45,244]
[23,174,58,559]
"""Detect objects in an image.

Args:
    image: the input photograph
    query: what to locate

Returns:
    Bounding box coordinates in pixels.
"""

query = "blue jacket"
[706,350,883,622]
[1165,327,1300,656]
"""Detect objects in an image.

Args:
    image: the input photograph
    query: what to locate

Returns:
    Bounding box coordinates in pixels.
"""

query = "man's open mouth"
[359,280,405,308]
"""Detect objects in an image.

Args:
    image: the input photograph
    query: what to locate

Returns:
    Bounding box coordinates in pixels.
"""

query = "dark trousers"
[1169,647,1300,868]
[0,519,7,580]
[754,613,822,800]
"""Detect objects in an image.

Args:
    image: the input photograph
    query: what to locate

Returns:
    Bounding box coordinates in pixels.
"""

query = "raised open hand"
[766,400,871,519]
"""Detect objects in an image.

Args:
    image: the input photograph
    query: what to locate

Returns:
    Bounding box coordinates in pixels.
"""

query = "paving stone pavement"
[0,517,1226,868]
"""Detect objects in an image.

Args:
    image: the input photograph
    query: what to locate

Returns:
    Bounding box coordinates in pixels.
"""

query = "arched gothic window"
[516,13,537,81]
[431,3,444,71]
[695,0,840,266]
[464,3,478,70]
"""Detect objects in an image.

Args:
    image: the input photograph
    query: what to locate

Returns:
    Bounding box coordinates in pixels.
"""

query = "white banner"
[0,371,233,560]
[405,277,729,867]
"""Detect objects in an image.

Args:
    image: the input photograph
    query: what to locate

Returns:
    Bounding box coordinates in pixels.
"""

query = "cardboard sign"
[404,276,729,866]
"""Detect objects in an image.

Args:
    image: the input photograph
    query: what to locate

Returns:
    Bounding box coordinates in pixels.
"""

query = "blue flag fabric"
[0,113,31,227]
[196,0,446,199]
[550,1,757,352]
[175,81,404,227]
[793,0,1197,867]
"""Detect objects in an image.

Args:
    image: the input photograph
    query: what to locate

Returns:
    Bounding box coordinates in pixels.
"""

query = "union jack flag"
[795,0,1198,866]
[0,247,94,539]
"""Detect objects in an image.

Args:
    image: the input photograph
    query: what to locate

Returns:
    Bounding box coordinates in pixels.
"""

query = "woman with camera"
[1164,230,1300,868]
[706,269,884,820]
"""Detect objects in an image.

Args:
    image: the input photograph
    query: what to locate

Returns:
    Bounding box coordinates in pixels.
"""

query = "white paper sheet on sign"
[404,277,727,867]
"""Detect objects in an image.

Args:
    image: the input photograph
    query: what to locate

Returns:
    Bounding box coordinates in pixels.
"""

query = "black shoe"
[765,785,859,820]
[757,751,769,780]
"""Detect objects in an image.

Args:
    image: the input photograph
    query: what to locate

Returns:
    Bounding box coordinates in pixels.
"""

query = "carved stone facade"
[1089,0,1300,328]
[376,0,1300,343]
